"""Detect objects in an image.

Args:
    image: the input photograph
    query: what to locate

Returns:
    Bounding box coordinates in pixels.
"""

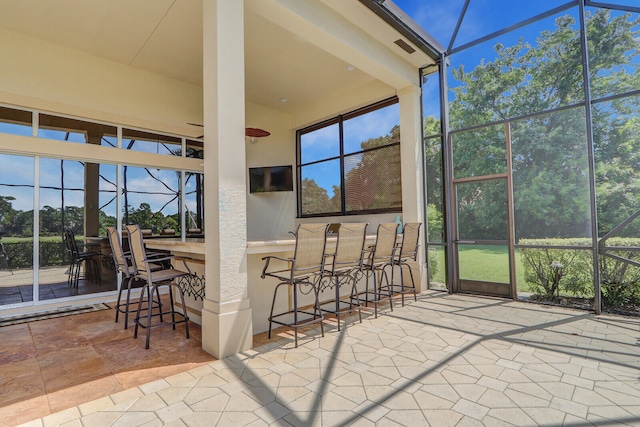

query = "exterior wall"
[0,28,202,137]
[245,102,297,240]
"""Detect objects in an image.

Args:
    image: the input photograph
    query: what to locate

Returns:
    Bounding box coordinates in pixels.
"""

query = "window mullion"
[339,116,346,215]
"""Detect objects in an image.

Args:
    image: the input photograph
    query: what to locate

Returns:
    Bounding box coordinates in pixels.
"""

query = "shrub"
[2,240,71,269]
[598,238,640,308]
[519,237,640,307]
[519,238,592,298]
[427,247,438,280]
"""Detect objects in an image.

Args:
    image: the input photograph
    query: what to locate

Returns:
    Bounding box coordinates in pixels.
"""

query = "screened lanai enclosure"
[409,0,640,315]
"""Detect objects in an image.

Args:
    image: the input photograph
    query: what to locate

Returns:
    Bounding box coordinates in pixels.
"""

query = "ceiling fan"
[187,123,270,141]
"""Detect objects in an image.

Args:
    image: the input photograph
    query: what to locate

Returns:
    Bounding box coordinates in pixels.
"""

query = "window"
[297,97,402,217]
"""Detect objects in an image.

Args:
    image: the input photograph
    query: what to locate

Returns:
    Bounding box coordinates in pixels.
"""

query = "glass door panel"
[0,154,34,306]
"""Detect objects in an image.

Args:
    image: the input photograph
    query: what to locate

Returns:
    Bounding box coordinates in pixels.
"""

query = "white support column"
[202,0,252,359]
[398,85,426,291]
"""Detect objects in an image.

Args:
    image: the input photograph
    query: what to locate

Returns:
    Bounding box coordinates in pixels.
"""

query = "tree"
[300,178,334,215]
[342,124,402,212]
[442,9,640,240]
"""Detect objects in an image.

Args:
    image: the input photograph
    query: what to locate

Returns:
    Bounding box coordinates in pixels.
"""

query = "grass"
[1,236,64,243]
[429,245,529,293]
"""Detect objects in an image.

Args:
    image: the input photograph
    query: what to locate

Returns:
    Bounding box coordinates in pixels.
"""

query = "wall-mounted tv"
[249,165,293,193]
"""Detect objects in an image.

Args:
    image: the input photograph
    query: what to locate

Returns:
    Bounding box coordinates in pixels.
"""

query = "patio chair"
[390,222,421,306]
[318,223,367,331]
[0,233,13,275]
[63,228,101,287]
[126,224,191,349]
[261,223,329,347]
[351,223,397,318]
[106,227,163,330]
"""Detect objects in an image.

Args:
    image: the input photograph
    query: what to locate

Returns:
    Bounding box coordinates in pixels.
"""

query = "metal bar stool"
[63,228,101,288]
[126,224,191,349]
[318,223,367,331]
[106,227,163,330]
[390,222,421,306]
[261,223,329,347]
[351,223,397,318]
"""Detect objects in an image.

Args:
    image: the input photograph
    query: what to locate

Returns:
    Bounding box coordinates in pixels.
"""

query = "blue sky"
[392,0,573,50]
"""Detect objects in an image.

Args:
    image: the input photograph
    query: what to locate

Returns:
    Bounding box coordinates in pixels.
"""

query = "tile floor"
[8,290,640,426]
[0,297,214,427]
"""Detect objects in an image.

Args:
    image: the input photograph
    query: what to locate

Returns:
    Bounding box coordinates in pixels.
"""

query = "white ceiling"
[0,0,432,115]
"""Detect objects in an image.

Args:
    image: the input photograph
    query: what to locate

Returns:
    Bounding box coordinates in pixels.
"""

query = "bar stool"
[318,223,367,331]
[63,228,101,287]
[261,223,328,347]
[390,222,421,306]
[351,223,397,318]
[106,227,163,329]
[126,224,191,349]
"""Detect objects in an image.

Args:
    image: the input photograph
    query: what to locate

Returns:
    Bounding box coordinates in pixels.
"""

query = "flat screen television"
[249,165,293,193]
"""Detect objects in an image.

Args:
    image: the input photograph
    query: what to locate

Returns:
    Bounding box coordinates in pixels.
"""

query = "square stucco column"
[201,0,252,359]
[398,85,427,292]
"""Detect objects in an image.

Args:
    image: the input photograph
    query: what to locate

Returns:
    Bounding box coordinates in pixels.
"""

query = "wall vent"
[394,39,416,54]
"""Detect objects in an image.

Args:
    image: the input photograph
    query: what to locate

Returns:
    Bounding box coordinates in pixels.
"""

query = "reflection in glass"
[186,140,204,159]
[38,114,117,146]
[425,136,444,243]
[185,172,204,235]
[123,128,182,156]
[122,166,181,234]
[300,122,339,165]
[511,107,591,241]
[452,124,506,179]
[0,106,32,136]
[456,179,508,241]
[343,103,399,155]
[0,154,34,306]
[344,144,401,212]
[300,160,341,215]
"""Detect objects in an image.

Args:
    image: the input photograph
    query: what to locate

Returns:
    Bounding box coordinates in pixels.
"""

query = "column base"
[201,299,253,359]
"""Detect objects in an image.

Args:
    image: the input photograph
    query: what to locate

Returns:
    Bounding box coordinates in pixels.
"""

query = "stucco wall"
[0,28,202,137]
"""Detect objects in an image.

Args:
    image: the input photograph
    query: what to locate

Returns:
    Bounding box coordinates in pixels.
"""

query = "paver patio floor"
[15,290,640,426]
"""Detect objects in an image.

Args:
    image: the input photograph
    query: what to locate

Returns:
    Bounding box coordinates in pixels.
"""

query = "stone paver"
[18,291,640,426]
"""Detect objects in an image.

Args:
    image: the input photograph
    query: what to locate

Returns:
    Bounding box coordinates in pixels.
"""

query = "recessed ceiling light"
[346,65,356,71]
[280,97,288,103]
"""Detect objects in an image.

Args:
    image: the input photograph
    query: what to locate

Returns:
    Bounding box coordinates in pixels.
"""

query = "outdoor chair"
[351,223,397,318]
[126,224,191,349]
[261,223,329,347]
[390,222,421,306]
[0,233,13,275]
[106,227,163,330]
[63,228,101,288]
[318,223,367,331]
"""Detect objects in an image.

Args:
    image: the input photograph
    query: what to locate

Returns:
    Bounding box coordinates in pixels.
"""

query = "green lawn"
[1,236,64,243]
[429,245,529,292]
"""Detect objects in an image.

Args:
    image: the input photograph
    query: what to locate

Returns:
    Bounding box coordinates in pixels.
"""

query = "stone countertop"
[144,238,206,255]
